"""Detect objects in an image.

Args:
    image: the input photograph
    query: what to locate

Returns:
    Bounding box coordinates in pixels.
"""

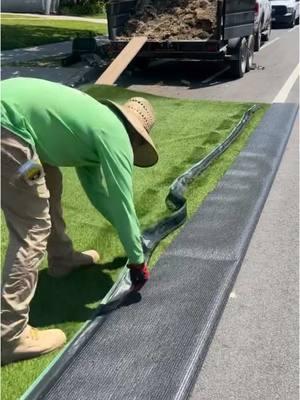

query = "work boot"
[1,325,66,365]
[48,250,100,278]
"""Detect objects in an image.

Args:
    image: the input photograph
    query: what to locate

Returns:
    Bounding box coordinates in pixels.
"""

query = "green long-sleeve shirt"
[1,77,144,264]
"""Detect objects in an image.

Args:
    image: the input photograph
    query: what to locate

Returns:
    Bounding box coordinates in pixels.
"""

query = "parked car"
[271,0,300,27]
[254,0,272,51]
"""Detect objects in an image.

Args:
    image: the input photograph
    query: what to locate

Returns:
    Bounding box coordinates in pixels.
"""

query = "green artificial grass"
[1,17,107,50]
[1,85,268,400]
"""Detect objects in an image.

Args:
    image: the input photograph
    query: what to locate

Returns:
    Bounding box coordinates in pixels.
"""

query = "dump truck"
[104,0,256,79]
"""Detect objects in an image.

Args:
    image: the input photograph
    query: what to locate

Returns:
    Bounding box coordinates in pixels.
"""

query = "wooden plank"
[96,36,147,85]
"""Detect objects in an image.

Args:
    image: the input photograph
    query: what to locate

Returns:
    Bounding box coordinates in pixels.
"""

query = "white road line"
[273,64,300,103]
[260,37,280,51]
[202,66,230,84]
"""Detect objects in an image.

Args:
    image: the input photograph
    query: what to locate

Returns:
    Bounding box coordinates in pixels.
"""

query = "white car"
[271,0,300,27]
[254,0,272,51]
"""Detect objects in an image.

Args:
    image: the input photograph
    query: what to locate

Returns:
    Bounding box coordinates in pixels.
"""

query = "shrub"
[59,0,106,15]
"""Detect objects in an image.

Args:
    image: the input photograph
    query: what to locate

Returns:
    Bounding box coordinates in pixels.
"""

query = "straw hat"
[101,97,158,167]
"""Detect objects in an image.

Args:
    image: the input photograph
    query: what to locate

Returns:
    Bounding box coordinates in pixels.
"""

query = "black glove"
[127,262,150,291]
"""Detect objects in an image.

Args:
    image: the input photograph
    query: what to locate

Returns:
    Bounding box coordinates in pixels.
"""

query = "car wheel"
[246,35,255,72]
[254,22,261,51]
[288,13,296,28]
[262,20,272,41]
[230,38,248,79]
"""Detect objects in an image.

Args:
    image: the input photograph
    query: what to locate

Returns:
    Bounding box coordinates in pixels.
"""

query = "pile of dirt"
[123,0,218,40]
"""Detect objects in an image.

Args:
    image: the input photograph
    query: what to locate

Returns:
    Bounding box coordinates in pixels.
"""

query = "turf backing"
[0,85,268,400]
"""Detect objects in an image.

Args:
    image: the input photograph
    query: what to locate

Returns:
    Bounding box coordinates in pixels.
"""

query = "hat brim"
[101,99,158,168]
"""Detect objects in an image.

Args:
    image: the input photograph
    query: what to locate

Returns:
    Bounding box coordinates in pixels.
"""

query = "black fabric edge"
[178,103,298,399]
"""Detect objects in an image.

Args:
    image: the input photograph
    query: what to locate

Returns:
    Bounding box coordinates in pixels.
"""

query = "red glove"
[127,262,150,291]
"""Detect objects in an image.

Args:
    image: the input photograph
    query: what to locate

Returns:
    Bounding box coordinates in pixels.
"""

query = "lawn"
[1,85,268,400]
[0,16,107,50]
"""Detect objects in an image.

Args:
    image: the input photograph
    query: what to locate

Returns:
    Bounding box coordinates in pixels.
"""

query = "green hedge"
[59,0,106,15]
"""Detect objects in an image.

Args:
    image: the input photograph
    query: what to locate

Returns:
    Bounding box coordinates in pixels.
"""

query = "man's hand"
[127,262,150,291]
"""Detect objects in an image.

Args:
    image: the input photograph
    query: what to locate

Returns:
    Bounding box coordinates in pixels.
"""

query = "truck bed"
[106,0,255,59]
[107,39,226,60]
[123,0,219,41]
[107,0,255,39]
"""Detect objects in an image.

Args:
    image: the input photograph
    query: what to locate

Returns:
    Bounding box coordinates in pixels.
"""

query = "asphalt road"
[123,26,299,104]
[123,26,299,400]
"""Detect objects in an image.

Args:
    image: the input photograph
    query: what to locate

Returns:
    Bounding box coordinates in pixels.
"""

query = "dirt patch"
[123,0,218,40]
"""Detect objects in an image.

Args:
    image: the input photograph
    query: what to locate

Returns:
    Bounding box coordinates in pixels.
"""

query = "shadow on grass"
[30,257,126,327]
[98,290,142,316]
[1,24,99,51]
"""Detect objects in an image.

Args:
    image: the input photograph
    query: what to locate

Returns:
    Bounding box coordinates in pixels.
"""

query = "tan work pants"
[1,128,73,344]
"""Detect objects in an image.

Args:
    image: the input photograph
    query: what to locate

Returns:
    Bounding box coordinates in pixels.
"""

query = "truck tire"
[230,38,248,79]
[288,12,296,28]
[254,22,261,51]
[262,20,271,42]
[246,35,255,72]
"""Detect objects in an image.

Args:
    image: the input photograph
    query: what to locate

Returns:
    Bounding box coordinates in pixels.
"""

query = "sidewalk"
[1,36,107,63]
[1,37,107,84]
[1,12,107,24]
[1,41,73,63]
[1,65,92,86]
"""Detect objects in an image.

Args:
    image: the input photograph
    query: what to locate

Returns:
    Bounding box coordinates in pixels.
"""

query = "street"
[123,26,299,104]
